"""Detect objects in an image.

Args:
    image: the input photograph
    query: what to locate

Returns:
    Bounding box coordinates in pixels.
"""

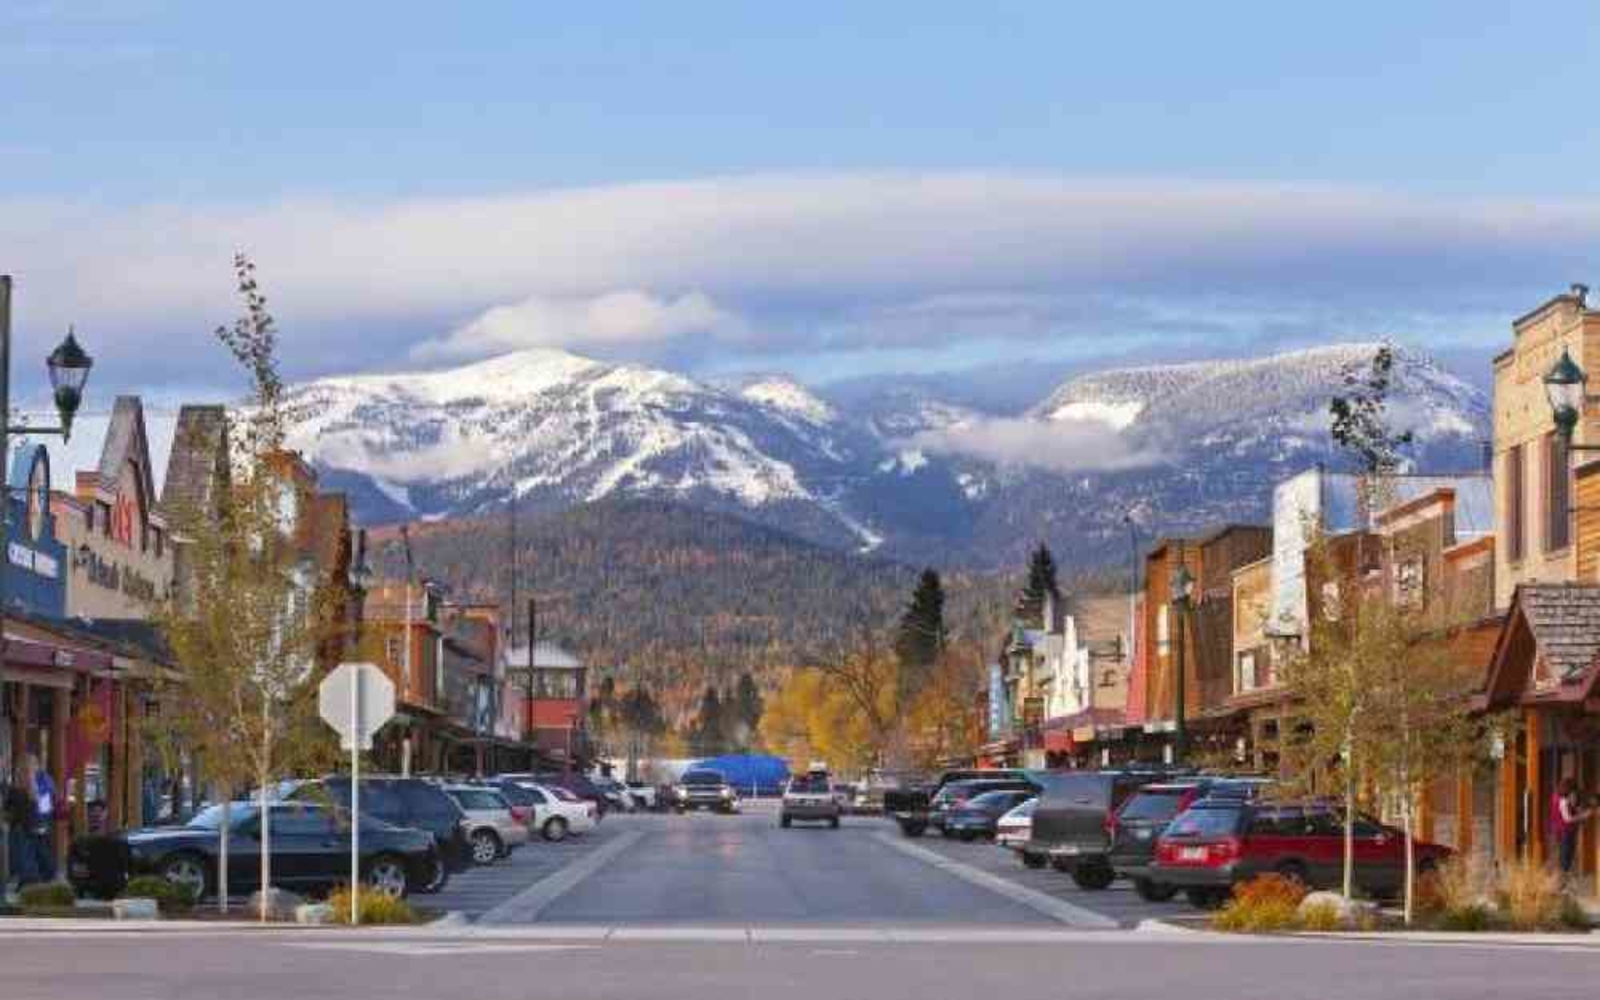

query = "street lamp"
[1543,348,1600,451]
[1169,558,1195,766]
[0,276,95,891]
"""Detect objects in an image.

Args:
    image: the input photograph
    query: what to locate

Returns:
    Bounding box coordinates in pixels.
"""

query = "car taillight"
[1208,837,1242,864]
[1104,812,1119,837]
[510,806,531,823]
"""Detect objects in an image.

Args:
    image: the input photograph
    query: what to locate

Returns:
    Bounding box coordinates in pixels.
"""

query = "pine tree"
[691,686,727,757]
[894,569,947,671]
[1017,543,1060,628]
[733,672,764,750]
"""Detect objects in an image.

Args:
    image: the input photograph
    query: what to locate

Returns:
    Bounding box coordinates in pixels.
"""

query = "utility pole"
[525,597,537,768]
[400,524,416,777]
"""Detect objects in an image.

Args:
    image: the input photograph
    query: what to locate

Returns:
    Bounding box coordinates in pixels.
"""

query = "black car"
[884,769,1036,837]
[941,789,1038,842]
[292,776,471,893]
[68,802,438,901]
[1110,778,1270,901]
[930,779,1039,836]
[1024,770,1180,888]
[673,769,737,813]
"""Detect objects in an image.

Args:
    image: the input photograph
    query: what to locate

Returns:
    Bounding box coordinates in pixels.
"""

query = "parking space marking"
[873,832,1119,930]
[478,829,645,925]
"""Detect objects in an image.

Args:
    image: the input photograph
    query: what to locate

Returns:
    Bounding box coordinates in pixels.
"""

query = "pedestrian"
[25,754,56,883]
[1551,778,1592,881]
[4,762,39,888]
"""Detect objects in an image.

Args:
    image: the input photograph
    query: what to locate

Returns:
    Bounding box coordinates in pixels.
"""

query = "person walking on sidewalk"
[4,762,39,888]
[1551,778,1592,882]
[24,755,56,883]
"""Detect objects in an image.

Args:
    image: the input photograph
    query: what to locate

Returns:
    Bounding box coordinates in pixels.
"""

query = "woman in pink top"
[1552,778,1591,878]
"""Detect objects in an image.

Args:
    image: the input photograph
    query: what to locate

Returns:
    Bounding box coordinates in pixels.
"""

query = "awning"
[1,665,74,689]
[1043,730,1075,753]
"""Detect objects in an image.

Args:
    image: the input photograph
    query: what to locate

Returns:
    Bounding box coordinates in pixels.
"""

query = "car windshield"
[682,771,724,786]
[495,784,537,806]
[187,804,257,831]
[549,786,581,802]
[452,789,508,812]
[1118,790,1191,822]
[1001,798,1038,820]
[789,775,830,794]
[1163,807,1244,838]
[966,791,1020,810]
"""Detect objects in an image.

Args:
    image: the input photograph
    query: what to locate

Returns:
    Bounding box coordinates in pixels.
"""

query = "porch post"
[49,689,68,869]
[1497,742,1518,861]
[1455,767,1474,856]
[1525,708,1543,864]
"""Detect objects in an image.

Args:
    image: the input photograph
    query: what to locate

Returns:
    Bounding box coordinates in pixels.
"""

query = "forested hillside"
[364,499,1015,721]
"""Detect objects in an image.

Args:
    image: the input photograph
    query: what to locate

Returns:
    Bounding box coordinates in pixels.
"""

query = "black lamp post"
[1544,347,1600,452]
[1170,558,1195,766]
[0,276,95,890]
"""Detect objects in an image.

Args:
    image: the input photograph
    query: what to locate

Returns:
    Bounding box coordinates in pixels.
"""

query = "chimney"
[1573,283,1590,309]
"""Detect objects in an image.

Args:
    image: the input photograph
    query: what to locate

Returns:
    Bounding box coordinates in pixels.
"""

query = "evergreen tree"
[691,685,727,756]
[733,672,765,750]
[1018,543,1060,628]
[894,569,947,671]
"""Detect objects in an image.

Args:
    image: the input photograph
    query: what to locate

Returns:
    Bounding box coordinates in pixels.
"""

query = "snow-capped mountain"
[285,342,1489,569]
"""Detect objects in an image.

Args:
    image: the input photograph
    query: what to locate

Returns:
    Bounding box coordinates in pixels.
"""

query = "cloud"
[411,289,747,363]
[907,416,1166,474]
[3,172,1592,391]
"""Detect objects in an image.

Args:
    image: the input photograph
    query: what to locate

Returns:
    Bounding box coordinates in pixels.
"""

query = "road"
[3,803,1598,999]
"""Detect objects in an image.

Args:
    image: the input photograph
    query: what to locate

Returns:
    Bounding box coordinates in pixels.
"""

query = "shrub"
[1558,894,1591,931]
[120,876,196,916]
[1497,857,1565,931]
[1438,904,1493,932]
[1210,875,1308,933]
[1297,902,1342,932]
[1431,855,1489,915]
[327,886,420,926]
[19,882,76,913]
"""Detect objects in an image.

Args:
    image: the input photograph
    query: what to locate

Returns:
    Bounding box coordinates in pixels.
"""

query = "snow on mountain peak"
[734,374,837,424]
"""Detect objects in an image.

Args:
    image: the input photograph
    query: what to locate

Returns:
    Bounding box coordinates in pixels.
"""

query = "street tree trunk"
[218,792,230,915]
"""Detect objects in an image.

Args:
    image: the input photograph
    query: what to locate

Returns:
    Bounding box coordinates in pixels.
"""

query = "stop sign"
[318,662,396,751]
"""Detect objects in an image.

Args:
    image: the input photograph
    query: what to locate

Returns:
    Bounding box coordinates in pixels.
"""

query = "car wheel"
[159,852,212,901]
[365,853,410,899]
[1022,852,1047,870]
[1185,888,1228,910]
[470,830,501,866]
[1274,860,1309,887]
[543,817,570,842]
[1134,878,1178,903]
[829,816,840,830]
[1071,864,1115,891]
[417,853,449,894]
[781,815,792,828]
[959,830,978,842]
[900,821,926,838]
[1050,857,1073,872]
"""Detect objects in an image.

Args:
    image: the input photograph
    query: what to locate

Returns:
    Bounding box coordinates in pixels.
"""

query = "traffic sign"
[318,662,395,751]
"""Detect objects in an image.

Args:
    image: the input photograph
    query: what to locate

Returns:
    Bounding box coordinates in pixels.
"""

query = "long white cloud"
[2,172,1590,380]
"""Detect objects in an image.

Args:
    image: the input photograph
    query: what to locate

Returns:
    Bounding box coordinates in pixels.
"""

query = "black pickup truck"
[882,769,1039,837]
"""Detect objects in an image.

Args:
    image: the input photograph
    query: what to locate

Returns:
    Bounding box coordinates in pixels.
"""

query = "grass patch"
[18,883,75,914]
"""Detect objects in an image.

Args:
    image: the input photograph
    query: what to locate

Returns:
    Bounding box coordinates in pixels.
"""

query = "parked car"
[942,789,1037,842]
[1149,797,1452,909]
[69,801,438,900]
[780,772,841,828]
[883,769,1036,837]
[508,772,609,819]
[501,779,598,841]
[591,776,635,813]
[1110,778,1271,901]
[443,785,529,864]
[930,778,1039,837]
[1023,770,1176,887]
[291,776,472,893]
[625,780,660,811]
[674,769,738,813]
[995,796,1038,851]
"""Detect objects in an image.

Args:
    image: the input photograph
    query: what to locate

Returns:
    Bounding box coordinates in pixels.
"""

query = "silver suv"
[443,785,529,864]
[781,772,841,829]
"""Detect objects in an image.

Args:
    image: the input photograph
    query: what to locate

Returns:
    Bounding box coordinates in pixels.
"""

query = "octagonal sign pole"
[319,663,396,924]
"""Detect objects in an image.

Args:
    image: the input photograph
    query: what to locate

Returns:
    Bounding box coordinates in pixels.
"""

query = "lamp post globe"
[1543,347,1587,443]
[46,326,93,440]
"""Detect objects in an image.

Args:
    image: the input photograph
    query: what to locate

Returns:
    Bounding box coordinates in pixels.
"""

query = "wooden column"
[1455,768,1474,856]
[1497,743,1519,862]
[6,682,23,776]
[49,688,68,866]
[1525,708,1544,864]
[108,681,126,831]
[125,685,143,830]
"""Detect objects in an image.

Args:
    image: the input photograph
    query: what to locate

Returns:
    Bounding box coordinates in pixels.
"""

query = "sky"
[6,1,1600,407]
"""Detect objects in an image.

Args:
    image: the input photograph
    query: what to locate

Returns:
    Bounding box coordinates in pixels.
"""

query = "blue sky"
[5,1,1600,401]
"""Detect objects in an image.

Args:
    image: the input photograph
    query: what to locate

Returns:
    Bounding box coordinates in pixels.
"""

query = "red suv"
[1149,798,1451,909]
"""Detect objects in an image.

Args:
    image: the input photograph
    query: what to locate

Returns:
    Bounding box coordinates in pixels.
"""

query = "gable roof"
[1483,583,1600,707]
[160,405,229,514]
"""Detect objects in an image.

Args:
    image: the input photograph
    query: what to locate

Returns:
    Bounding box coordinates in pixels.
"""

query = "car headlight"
[675,788,687,799]
[720,788,733,799]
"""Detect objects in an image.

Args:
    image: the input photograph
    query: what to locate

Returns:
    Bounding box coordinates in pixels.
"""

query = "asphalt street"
[3,803,1598,999]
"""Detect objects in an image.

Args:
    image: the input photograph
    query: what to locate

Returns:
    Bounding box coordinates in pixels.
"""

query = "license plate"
[1179,846,1206,861]
[1056,844,1080,856]
[1135,829,1152,840]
